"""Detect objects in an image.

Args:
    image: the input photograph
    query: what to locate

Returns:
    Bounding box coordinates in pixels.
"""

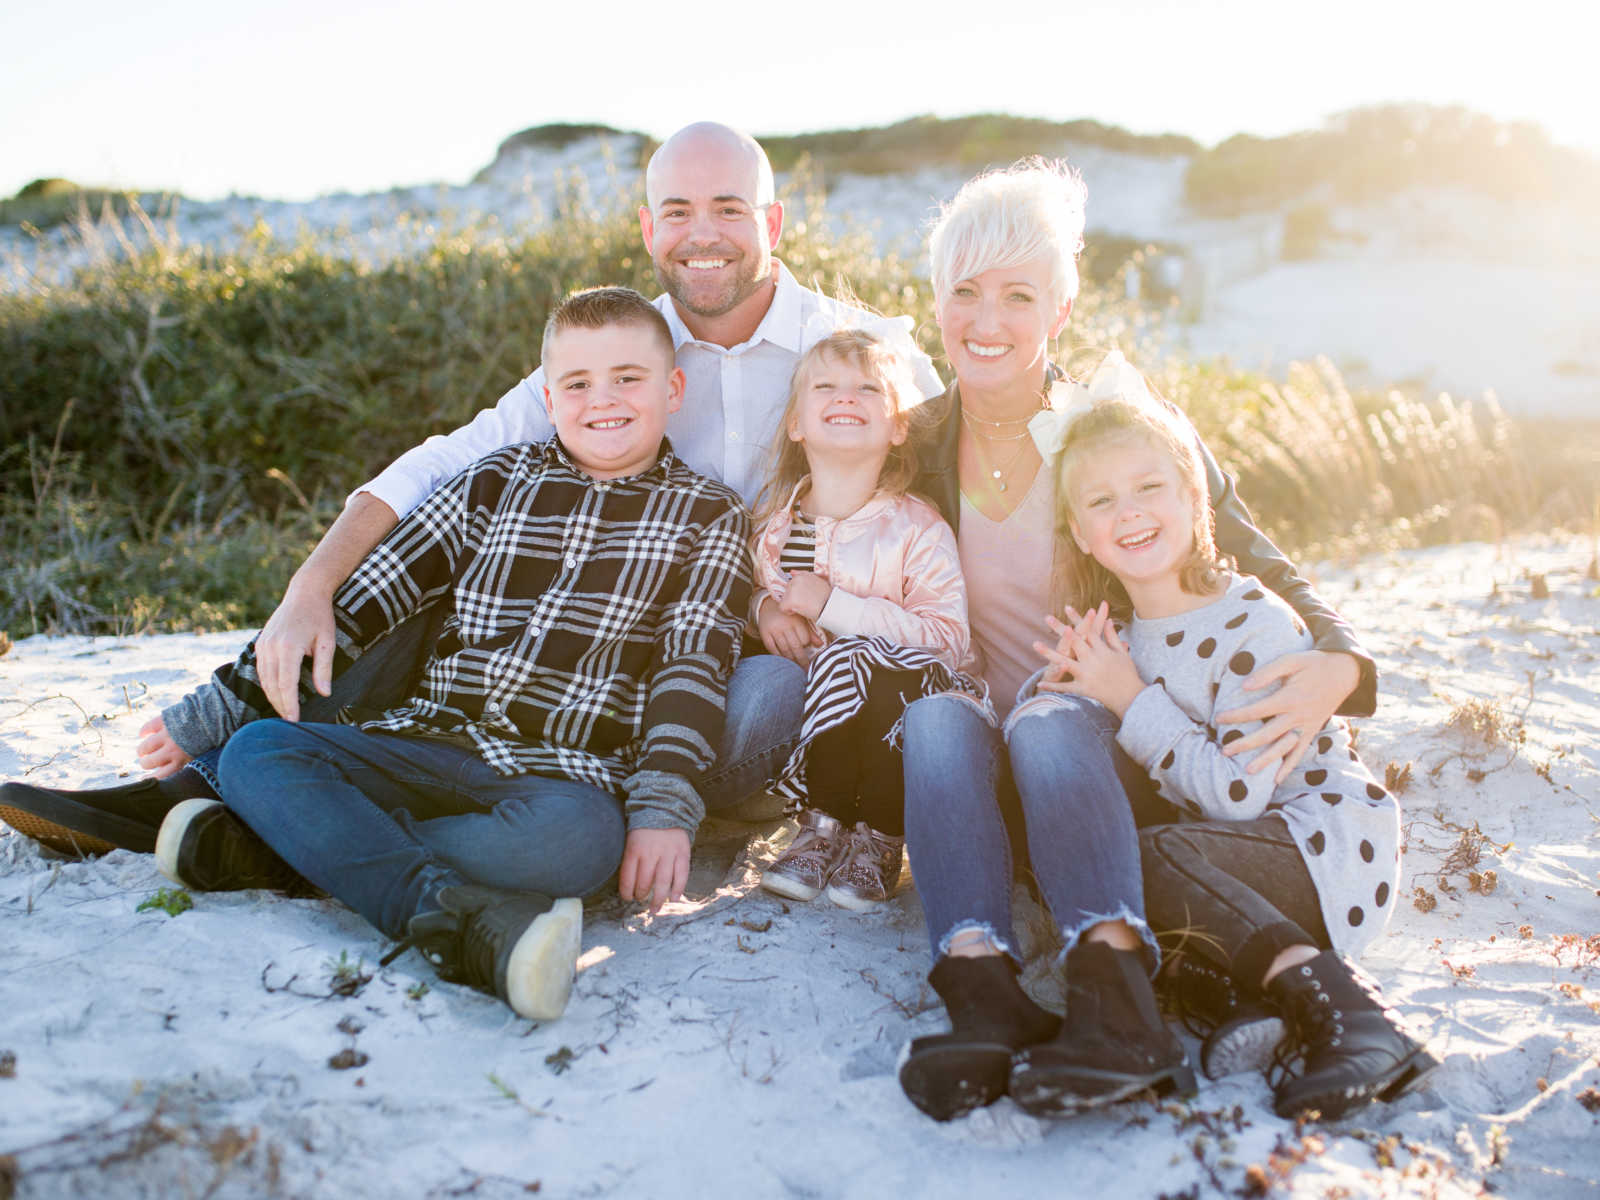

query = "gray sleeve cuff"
[622,770,705,840]
[161,680,255,759]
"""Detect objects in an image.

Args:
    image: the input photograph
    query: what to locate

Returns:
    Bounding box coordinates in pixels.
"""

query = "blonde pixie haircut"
[750,329,925,535]
[928,157,1088,306]
[1051,384,1228,621]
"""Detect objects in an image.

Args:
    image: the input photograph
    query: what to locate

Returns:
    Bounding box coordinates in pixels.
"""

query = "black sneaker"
[1,774,214,856]
[154,799,307,893]
[381,884,582,1021]
[1158,954,1285,1079]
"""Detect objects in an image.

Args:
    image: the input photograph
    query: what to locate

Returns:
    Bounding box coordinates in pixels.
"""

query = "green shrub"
[1,184,1593,636]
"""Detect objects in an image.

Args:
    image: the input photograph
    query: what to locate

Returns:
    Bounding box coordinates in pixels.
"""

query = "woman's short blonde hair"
[928,157,1088,306]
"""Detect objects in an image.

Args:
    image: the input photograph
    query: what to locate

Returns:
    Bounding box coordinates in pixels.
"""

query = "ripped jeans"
[902,690,1157,969]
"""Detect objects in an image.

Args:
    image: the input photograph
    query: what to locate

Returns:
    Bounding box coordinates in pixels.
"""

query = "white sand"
[2,536,1597,1198]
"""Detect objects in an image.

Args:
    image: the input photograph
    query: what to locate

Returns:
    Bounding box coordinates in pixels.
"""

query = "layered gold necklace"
[961,408,1038,493]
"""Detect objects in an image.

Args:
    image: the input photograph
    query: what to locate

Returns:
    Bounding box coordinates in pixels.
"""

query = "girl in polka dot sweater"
[1024,367,1434,1120]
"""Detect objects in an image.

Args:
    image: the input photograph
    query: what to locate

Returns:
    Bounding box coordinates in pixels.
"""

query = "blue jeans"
[188,613,804,813]
[217,720,625,939]
[902,690,1157,967]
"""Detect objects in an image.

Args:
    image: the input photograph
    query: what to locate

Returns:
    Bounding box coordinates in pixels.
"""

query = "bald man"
[2,122,941,855]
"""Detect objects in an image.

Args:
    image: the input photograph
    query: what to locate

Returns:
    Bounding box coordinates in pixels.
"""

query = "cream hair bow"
[1027,349,1155,458]
[799,310,920,366]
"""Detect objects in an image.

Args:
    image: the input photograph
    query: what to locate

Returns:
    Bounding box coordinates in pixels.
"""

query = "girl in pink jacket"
[752,326,985,910]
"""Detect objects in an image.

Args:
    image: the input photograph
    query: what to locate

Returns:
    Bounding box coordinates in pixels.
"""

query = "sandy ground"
[1,536,1597,1198]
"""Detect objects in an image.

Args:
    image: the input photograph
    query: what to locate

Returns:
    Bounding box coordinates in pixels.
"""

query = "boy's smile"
[543,324,685,480]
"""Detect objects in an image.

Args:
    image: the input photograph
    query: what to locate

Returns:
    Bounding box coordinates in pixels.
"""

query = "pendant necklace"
[961,412,1034,493]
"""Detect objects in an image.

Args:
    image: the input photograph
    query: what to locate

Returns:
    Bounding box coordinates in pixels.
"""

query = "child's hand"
[619,827,691,914]
[779,571,832,621]
[1035,602,1145,718]
[757,596,822,664]
[135,715,192,779]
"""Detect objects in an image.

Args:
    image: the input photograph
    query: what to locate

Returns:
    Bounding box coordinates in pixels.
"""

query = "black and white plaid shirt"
[213,439,750,822]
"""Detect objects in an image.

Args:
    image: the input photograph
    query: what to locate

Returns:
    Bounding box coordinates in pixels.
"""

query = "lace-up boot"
[825,823,904,910]
[383,885,582,1021]
[154,799,308,893]
[1158,953,1285,1079]
[1009,940,1196,1116]
[760,809,846,901]
[899,954,1061,1122]
[1267,950,1437,1119]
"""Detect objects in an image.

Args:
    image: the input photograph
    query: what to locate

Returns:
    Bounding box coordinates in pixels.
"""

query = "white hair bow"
[799,310,920,366]
[1027,349,1154,458]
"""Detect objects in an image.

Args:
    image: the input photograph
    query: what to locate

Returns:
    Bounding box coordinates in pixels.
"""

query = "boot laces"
[1268,966,1346,1088]
[1163,956,1240,1038]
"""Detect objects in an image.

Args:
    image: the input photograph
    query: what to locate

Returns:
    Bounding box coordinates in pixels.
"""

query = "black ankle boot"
[381,885,583,1021]
[1159,954,1285,1080]
[1009,941,1196,1116]
[899,954,1060,1122]
[1267,951,1437,1120]
[0,771,218,856]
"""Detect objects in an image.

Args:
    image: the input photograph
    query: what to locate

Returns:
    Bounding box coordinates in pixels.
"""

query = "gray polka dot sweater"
[1116,573,1401,959]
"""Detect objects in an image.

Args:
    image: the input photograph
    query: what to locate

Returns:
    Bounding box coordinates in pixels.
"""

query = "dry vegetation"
[2,171,1597,636]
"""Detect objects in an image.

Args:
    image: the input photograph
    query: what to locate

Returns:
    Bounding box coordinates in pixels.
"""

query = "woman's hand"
[757,596,821,664]
[135,716,192,779]
[1217,649,1360,782]
[1033,602,1144,718]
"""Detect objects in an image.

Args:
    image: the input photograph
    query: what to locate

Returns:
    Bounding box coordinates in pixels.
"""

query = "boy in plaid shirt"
[150,288,751,1021]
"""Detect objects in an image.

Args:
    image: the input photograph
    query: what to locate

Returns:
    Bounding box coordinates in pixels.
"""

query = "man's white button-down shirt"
[357,262,944,515]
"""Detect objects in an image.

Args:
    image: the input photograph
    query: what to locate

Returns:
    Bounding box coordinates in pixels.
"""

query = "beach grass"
[2,186,1596,636]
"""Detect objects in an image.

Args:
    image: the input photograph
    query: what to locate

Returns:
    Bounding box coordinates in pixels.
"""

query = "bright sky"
[5,0,1592,202]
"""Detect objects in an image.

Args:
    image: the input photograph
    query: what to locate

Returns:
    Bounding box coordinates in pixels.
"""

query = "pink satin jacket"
[751,482,974,672]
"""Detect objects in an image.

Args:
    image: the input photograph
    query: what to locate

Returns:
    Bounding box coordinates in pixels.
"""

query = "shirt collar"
[657,260,805,355]
[543,437,678,486]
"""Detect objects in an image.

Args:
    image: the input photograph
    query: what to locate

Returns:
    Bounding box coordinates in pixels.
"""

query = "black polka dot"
[1243,588,1265,601]
[1366,783,1386,800]
[1197,637,1216,659]
[1347,906,1365,927]
[1375,882,1391,907]
[1205,724,1219,742]
[1221,729,1245,746]
[1306,831,1326,855]
[1225,612,1248,630]
[1348,749,1360,761]
[1228,780,1249,802]
[1229,651,1256,676]
[1160,750,1175,770]
[1154,676,1166,688]
[1321,793,1343,806]
[1184,798,1204,816]
[1360,839,1374,862]
[1317,736,1333,754]
[1305,769,1327,785]
[1166,631,1184,647]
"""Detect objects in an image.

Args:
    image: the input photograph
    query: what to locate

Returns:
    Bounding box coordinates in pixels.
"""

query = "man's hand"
[778,571,832,621]
[135,716,191,779]
[1034,602,1144,718]
[757,596,821,664]
[1217,649,1360,782]
[255,580,338,722]
[618,827,691,914]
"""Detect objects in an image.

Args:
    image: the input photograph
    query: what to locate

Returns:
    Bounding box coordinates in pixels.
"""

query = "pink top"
[958,465,1056,716]
[751,481,974,672]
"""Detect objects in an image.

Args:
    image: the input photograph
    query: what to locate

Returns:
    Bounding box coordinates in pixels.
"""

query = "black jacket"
[910,371,1378,717]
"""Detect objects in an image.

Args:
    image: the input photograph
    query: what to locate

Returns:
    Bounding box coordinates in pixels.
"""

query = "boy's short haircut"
[540,286,676,371]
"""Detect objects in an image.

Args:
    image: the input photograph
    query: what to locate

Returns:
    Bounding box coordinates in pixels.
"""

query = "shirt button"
[528,624,541,638]
[728,431,739,442]
[565,555,577,569]
[485,701,500,714]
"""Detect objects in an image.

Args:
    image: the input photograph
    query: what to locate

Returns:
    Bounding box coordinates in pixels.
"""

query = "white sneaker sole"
[503,897,583,1021]
[1202,1015,1286,1079]
[153,798,223,888]
[825,882,887,911]
[760,870,823,901]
